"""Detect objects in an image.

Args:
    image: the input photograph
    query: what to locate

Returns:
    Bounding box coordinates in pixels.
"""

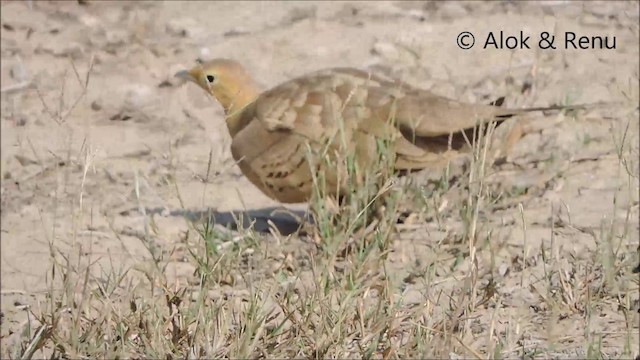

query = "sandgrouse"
[175,58,572,205]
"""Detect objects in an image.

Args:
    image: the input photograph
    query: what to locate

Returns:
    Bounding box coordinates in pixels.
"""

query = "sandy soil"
[1,1,638,358]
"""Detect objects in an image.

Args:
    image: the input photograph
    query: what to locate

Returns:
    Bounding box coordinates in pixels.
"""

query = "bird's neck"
[222,85,261,137]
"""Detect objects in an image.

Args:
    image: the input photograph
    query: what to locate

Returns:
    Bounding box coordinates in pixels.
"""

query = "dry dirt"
[1,1,639,358]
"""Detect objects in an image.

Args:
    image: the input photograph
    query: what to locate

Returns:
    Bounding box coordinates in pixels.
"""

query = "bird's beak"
[174,69,196,83]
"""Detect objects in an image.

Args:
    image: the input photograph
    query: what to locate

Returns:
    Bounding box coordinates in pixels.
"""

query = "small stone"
[10,62,28,82]
[371,42,400,61]
[122,83,156,111]
[498,263,510,276]
[286,6,317,23]
[14,155,37,166]
[105,29,128,46]
[199,47,211,59]
[166,18,204,39]
[79,14,100,28]
[407,9,426,21]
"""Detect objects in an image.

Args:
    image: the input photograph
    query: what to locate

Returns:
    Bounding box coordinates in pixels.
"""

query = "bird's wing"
[228,67,548,199]
[229,68,408,201]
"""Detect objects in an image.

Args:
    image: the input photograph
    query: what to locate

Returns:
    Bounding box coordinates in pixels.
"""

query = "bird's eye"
[206,75,215,83]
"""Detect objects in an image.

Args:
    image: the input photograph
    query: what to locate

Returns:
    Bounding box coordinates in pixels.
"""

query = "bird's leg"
[299,195,342,243]
[349,177,399,244]
[302,178,396,249]
[296,212,317,237]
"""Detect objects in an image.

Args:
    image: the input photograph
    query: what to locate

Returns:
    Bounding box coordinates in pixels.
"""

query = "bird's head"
[175,58,260,115]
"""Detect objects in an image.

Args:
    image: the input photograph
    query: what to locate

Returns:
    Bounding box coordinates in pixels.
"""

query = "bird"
[175,58,577,208]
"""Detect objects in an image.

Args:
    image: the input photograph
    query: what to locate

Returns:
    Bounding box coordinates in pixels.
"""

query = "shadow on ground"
[145,206,311,235]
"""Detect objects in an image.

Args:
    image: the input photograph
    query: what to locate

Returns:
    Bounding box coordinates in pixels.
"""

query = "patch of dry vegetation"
[2,64,638,359]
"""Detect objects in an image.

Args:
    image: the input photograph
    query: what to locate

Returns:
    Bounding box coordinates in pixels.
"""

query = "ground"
[1,1,639,358]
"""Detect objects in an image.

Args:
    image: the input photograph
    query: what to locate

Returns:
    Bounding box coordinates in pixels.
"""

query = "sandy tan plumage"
[176,58,568,204]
